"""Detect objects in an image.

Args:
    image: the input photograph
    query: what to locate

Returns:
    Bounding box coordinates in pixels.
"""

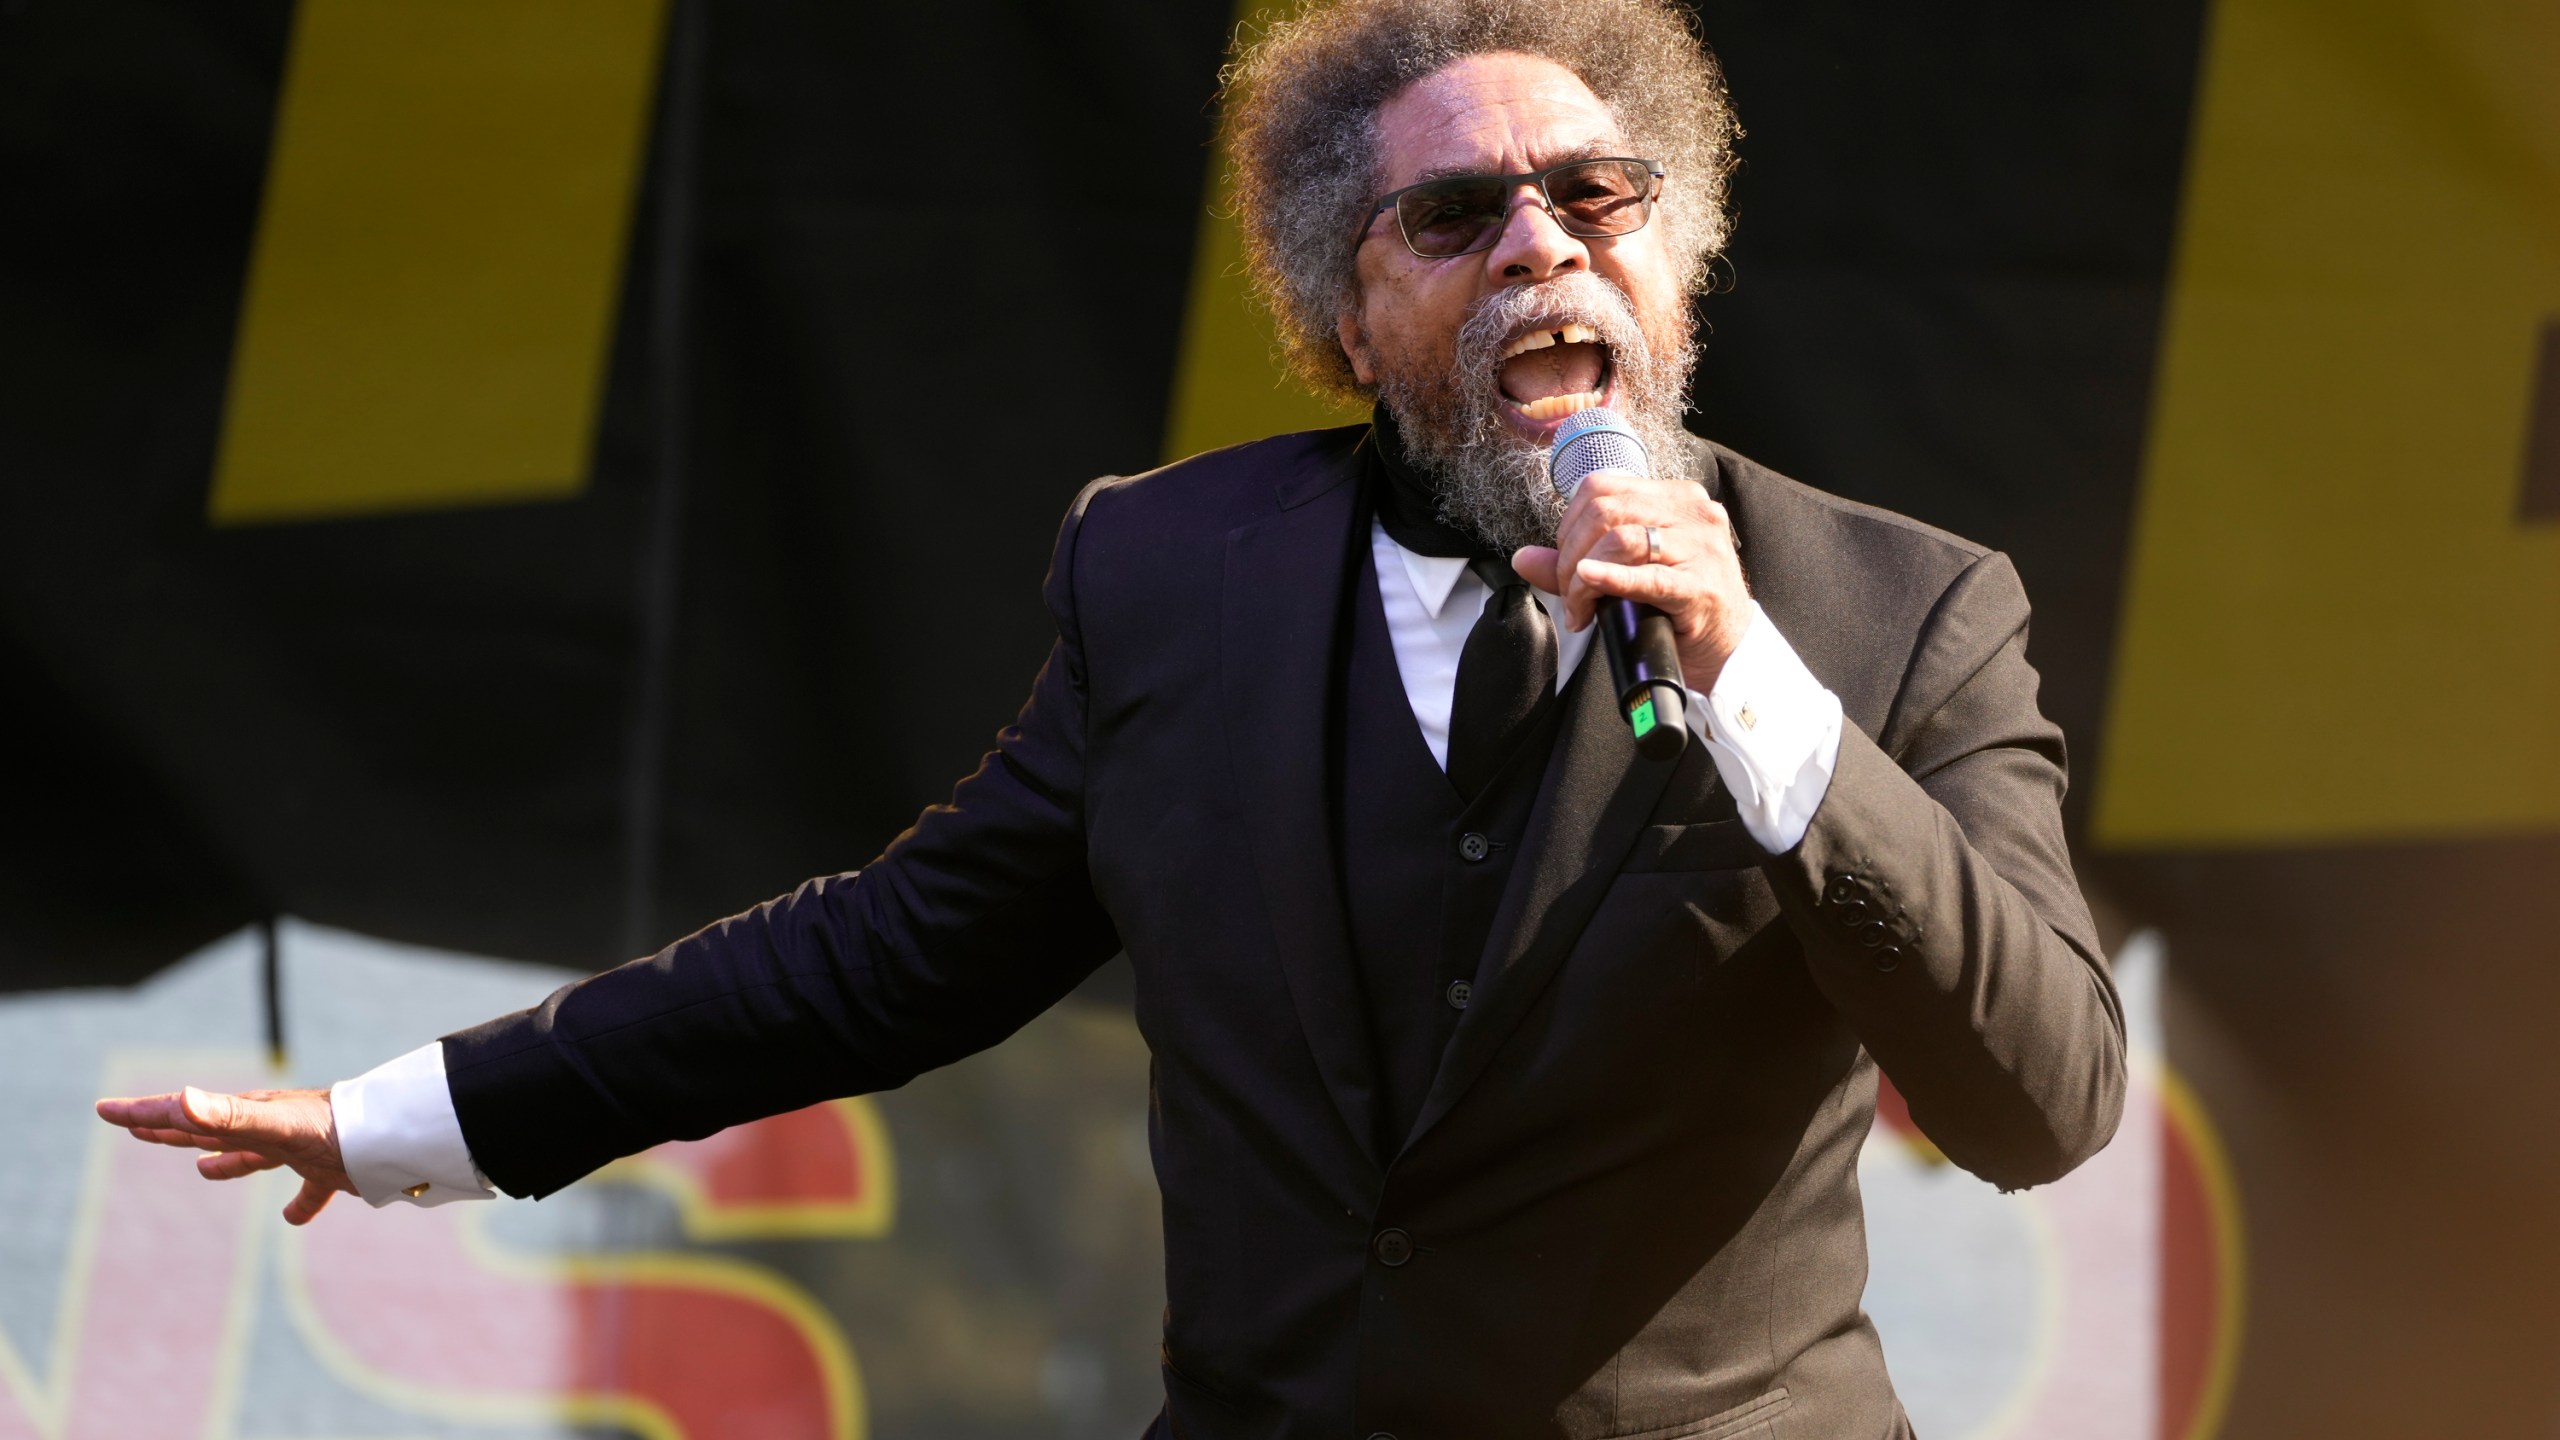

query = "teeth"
[1515,389,1607,421]
[1501,330,1558,360]
[1499,323,1604,360]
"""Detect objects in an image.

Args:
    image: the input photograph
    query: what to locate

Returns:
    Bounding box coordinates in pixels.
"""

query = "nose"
[1483,185,1589,284]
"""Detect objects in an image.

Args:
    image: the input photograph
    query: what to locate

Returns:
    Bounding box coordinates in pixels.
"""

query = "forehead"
[1372,52,1624,190]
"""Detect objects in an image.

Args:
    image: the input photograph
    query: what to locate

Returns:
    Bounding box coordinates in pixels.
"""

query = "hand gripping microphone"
[1549,408,1688,761]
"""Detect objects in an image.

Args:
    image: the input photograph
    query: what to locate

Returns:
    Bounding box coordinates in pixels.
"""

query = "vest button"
[1445,979,1472,1010]
[1458,832,1491,862]
[1371,1228,1414,1266]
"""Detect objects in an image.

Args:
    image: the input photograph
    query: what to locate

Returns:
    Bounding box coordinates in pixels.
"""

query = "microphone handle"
[1596,596,1689,761]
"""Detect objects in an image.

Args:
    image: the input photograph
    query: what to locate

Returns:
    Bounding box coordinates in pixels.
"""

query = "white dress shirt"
[335,521,1845,1206]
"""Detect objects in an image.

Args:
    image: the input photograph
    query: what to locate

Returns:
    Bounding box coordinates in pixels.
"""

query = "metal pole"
[260,915,285,1068]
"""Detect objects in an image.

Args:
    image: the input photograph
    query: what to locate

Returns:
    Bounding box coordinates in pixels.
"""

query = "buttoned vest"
[1334,540,1570,1157]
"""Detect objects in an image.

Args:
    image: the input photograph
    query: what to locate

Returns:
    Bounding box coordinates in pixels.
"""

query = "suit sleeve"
[1764,550,2124,1190]
[440,480,1126,1199]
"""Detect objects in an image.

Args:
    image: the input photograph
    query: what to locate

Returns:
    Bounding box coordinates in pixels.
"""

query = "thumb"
[1510,545,1563,596]
[180,1086,245,1137]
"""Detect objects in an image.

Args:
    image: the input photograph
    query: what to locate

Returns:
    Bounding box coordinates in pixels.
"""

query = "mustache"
[1371,272,1696,555]
[1452,271,1655,386]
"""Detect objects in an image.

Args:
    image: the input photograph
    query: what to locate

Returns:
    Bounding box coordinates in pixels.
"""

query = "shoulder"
[1046,423,1368,635]
[1700,436,1989,582]
[1694,436,2028,734]
[1073,424,1368,544]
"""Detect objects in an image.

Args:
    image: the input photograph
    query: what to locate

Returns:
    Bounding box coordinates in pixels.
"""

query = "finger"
[1704,497,1738,551]
[1509,546,1563,596]
[1593,522,1658,568]
[1550,502,1629,614]
[96,1092,202,1135]
[198,1150,286,1181]
[125,1126,231,1151]
[181,1086,318,1156]
[1556,494,1684,583]
[1568,468,1647,499]
[1574,556,1697,609]
[1560,524,1666,621]
[283,1176,338,1227]
[179,1086,246,1137]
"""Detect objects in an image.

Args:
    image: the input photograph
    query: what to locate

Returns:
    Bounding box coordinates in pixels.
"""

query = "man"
[101,1,2124,1435]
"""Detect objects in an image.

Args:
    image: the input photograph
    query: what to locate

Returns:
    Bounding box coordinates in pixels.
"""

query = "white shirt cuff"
[332,1041,497,1207]
[1684,601,1844,854]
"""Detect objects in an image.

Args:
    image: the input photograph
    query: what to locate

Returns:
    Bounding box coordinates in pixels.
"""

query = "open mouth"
[1496,322,1613,425]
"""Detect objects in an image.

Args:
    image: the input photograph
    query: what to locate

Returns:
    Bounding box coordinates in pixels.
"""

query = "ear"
[1335,306,1377,387]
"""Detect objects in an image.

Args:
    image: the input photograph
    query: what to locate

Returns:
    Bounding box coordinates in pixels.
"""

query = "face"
[1338,52,1696,549]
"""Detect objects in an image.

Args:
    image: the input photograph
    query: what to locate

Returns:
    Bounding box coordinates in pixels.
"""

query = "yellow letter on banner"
[2095,0,2560,847]
[207,0,666,524]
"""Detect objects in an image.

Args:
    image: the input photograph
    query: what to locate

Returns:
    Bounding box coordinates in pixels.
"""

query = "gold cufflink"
[1737,703,1758,731]
[403,1182,430,1198]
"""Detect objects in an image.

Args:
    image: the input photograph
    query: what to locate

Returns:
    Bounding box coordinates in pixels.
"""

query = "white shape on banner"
[1861,931,2166,1440]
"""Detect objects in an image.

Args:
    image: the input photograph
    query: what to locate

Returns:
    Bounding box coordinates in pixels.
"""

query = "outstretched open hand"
[95,1086,356,1225]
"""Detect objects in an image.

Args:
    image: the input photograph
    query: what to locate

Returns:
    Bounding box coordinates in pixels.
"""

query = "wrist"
[1676,607,1750,690]
[318,1095,352,1192]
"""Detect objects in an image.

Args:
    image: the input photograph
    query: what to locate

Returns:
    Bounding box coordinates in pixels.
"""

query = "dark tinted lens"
[1395,177,1508,257]
[1547,159,1653,236]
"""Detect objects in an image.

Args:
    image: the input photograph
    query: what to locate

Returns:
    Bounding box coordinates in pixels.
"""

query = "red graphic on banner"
[7,1068,888,1440]
[1871,1064,2244,1440]
[288,1098,887,1437]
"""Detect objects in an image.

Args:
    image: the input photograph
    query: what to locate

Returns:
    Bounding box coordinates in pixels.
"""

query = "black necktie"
[1446,556,1556,801]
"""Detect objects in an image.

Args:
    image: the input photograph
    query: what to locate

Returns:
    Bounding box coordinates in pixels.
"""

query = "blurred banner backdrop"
[2,0,2553,1436]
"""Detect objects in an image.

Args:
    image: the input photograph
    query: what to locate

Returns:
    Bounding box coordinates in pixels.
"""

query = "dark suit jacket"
[444,424,2124,1440]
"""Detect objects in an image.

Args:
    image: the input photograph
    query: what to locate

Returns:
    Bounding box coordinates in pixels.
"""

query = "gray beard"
[1373,272,1696,554]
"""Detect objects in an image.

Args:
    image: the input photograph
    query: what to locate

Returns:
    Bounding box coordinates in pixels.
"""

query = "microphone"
[1549,408,1687,761]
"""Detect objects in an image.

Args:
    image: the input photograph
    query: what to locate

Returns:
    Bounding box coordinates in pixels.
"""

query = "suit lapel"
[1220,451,1382,1174]
[1398,436,1720,1155]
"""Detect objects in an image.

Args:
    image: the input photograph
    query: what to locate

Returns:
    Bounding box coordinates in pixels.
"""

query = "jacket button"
[1445,979,1472,1010]
[1874,944,1903,973]
[1371,1228,1414,1266]
[1825,873,1862,904]
[1365,1433,1398,1440]
[1458,832,1491,862]
[1832,897,1873,925]
[1853,920,1891,948]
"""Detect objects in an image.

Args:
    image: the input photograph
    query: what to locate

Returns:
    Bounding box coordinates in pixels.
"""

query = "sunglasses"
[1362,157,1665,260]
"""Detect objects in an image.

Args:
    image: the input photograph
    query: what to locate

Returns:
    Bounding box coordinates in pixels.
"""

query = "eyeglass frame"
[1356,156,1667,260]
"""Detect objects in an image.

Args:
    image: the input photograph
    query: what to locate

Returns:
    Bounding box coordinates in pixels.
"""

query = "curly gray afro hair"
[1219,0,1739,402]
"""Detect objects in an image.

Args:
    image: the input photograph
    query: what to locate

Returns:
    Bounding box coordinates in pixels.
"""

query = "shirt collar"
[1391,541,1474,620]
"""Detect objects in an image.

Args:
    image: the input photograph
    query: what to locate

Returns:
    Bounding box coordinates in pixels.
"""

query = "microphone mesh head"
[1547,406,1653,499]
